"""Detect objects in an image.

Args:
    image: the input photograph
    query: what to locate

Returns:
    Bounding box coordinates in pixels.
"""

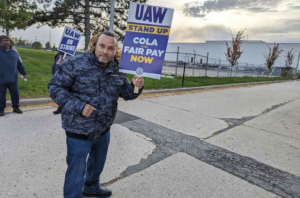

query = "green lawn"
[17,48,56,99]
[11,48,288,99]
[127,75,288,90]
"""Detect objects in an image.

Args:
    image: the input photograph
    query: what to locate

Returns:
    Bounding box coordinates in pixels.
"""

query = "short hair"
[0,35,9,42]
[88,31,117,54]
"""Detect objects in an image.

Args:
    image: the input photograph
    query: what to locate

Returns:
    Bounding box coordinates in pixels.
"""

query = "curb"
[7,80,295,107]
[7,98,53,107]
[142,80,293,94]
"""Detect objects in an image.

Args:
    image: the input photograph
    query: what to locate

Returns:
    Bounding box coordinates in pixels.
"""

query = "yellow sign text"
[131,55,154,64]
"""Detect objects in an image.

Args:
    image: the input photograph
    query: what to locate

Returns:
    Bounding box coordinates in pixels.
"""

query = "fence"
[163,49,285,78]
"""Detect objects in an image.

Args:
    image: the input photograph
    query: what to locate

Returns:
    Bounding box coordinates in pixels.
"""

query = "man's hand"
[82,104,96,117]
[133,76,144,88]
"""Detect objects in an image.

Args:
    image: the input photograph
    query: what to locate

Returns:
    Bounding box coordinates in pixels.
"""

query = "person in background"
[51,51,70,114]
[0,35,27,116]
[48,31,144,198]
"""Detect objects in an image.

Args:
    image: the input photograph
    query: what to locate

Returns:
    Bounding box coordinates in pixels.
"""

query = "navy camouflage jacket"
[48,51,143,139]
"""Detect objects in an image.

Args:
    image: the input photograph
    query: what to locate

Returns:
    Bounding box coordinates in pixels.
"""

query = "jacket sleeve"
[119,73,143,100]
[48,59,86,115]
[14,49,27,75]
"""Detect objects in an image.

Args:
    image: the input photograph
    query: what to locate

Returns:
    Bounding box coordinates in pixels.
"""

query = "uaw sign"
[58,26,82,56]
[119,2,174,79]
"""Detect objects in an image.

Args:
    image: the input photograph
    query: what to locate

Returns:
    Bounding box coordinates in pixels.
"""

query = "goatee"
[2,44,10,49]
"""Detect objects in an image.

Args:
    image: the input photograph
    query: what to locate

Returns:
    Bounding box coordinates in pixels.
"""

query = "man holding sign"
[48,31,144,198]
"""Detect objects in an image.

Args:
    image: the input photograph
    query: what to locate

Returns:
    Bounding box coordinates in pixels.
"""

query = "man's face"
[94,34,117,65]
[0,38,10,49]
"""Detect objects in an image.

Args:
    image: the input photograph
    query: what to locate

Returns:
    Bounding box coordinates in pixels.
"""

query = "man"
[51,51,70,114]
[48,31,144,198]
[0,35,27,116]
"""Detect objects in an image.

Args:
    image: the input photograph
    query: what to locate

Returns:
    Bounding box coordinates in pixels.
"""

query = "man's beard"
[1,43,10,49]
[98,59,108,65]
[97,56,109,64]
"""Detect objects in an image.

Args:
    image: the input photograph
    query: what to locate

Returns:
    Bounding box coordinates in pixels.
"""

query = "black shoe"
[53,107,62,114]
[82,188,112,198]
[0,110,4,116]
[13,107,23,114]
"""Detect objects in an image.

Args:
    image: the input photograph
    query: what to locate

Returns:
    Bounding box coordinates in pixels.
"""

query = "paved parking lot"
[1,81,300,197]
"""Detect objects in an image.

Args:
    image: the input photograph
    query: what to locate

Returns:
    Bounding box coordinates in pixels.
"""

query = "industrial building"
[165,40,300,71]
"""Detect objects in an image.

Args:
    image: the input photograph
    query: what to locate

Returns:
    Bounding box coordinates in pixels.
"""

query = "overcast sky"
[3,0,300,47]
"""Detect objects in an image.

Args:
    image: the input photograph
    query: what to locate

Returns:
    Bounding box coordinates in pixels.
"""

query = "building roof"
[205,40,267,44]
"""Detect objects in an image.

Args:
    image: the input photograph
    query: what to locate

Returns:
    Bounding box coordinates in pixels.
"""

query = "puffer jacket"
[48,51,143,137]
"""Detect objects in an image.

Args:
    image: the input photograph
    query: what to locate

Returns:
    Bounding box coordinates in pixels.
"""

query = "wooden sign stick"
[134,76,143,93]
[134,86,139,93]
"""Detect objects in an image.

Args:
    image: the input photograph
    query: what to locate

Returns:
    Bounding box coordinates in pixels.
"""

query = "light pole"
[49,27,51,47]
[109,0,115,32]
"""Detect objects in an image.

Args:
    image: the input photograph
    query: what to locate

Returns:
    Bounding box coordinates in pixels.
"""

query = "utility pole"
[49,28,51,46]
[5,0,10,36]
[84,0,91,49]
[109,0,115,32]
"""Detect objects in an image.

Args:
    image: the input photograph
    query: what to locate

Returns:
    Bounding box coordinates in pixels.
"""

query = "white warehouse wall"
[165,41,300,68]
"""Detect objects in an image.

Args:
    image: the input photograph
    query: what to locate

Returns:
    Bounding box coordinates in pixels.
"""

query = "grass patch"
[16,48,55,99]
[9,48,288,100]
[126,75,288,90]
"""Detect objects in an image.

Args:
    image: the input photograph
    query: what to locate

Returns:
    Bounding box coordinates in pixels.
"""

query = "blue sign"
[58,26,82,56]
[119,3,174,79]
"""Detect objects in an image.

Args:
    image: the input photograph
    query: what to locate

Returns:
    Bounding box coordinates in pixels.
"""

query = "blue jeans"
[0,83,20,111]
[64,131,110,198]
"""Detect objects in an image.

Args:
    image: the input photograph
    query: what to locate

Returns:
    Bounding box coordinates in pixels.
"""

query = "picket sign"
[120,2,174,92]
[58,26,82,60]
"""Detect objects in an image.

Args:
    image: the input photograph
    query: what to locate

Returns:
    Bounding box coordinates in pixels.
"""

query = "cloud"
[246,7,278,13]
[183,0,283,17]
[168,17,300,43]
[245,17,300,43]
[289,6,300,10]
[251,18,300,34]
[169,25,231,42]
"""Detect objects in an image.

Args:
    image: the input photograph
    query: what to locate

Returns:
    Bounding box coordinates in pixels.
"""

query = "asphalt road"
[1,81,300,198]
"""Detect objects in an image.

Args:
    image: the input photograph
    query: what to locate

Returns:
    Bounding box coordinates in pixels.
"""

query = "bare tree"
[264,43,283,74]
[284,49,295,68]
[225,29,246,77]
